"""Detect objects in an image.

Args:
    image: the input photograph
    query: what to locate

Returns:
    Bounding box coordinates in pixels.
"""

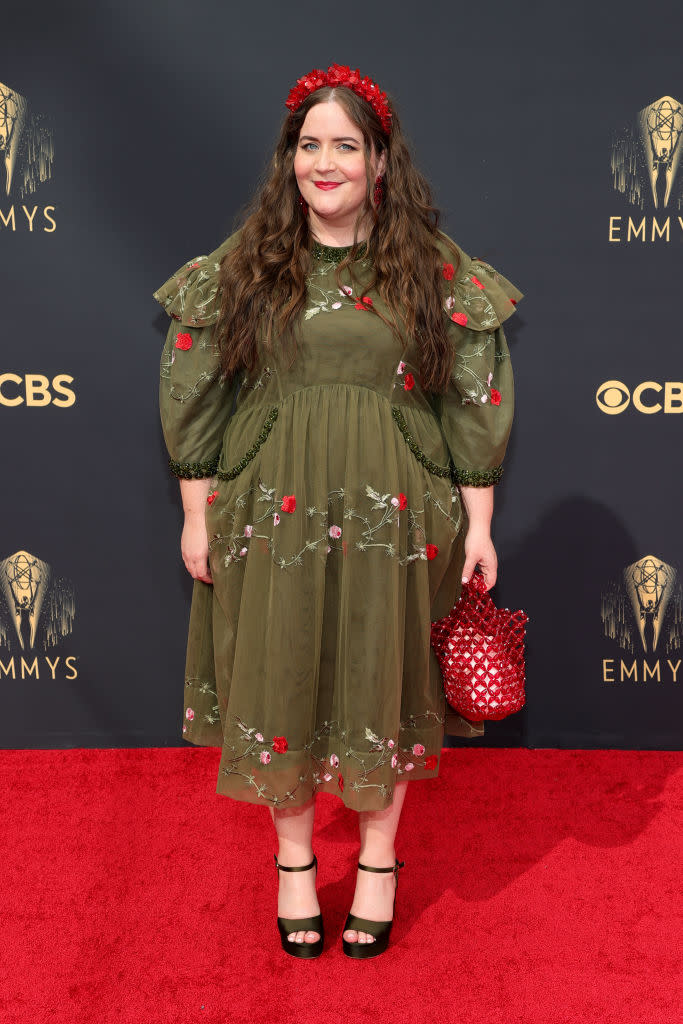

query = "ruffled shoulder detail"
[435,231,524,332]
[152,230,241,327]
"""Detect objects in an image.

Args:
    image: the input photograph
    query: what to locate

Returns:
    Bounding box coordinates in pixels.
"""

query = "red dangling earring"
[373,174,384,208]
[298,192,309,216]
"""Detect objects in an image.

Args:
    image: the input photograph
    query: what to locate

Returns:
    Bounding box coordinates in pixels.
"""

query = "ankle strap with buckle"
[357,857,405,880]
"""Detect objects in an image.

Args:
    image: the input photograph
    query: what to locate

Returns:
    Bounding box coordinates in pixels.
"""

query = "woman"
[153,63,523,960]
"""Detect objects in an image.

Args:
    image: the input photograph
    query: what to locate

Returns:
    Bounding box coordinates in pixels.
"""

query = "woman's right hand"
[181,513,213,583]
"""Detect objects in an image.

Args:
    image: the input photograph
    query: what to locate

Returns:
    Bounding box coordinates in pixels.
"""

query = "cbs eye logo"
[596,380,683,415]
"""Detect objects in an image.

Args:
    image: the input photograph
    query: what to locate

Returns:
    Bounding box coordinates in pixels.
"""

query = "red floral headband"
[285,63,392,135]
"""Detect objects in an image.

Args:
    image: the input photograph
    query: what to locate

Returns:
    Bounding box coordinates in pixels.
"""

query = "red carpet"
[1,747,681,1024]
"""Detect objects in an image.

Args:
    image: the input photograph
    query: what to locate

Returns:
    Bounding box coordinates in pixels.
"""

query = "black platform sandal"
[274,853,324,959]
[341,857,405,959]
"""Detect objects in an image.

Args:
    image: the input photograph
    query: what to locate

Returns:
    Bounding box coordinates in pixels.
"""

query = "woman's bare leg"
[269,794,320,945]
[343,779,409,945]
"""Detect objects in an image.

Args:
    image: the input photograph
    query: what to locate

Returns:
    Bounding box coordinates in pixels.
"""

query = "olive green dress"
[153,229,523,811]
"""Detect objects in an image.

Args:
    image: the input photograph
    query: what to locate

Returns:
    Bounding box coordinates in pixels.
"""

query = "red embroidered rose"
[281,495,296,513]
[470,274,484,290]
[490,388,502,406]
[175,332,193,350]
[403,372,415,391]
[450,312,468,326]
[510,298,517,305]
[354,302,366,310]
[361,295,373,306]
[425,755,438,770]
[338,772,344,791]
[207,490,218,505]
[398,493,407,510]
[425,543,439,560]
[272,736,288,754]
[442,263,454,281]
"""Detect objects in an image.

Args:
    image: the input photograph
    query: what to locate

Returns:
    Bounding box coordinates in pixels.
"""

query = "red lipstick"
[314,181,341,190]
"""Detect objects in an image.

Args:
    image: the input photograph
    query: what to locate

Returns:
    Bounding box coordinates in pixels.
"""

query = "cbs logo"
[0,374,75,408]
[596,380,683,415]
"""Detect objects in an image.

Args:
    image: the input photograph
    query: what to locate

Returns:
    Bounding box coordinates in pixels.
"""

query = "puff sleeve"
[153,235,240,479]
[433,234,524,486]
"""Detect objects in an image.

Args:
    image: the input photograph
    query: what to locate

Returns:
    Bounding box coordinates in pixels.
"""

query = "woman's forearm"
[179,477,213,518]
[458,484,494,534]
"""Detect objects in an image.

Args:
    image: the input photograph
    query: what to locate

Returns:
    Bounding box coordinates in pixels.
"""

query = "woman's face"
[294,99,386,228]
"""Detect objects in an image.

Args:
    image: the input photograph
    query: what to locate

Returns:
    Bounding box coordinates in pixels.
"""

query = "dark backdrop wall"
[1,0,681,749]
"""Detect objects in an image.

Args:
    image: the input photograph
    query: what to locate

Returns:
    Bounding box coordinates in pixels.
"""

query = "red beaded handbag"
[430,570,528,722]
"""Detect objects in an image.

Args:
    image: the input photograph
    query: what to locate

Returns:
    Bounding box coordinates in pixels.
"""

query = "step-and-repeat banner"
[1,3,681,749]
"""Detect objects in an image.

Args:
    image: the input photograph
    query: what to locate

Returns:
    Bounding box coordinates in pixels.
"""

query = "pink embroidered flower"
[272,736,288,754]
[396,360,406,374]
[487,371,493,385]
[425,543,439,560]
[273,513,281,526]
[404,762,415,772]
[182,724,187,733]
[412,743,425,756]
[329,753,340,768]
[207,490,218,505]
[329,524,342,539]
[260,750,271,764]
[185,708,195,720]
[340,285,353,296]
[281,494,296,513]
[338,773,344,791]
[443,263,454,281]
[391,496,400,507]
[188,260,202,268]
[244,525,253,537]
[387,739,395,748]
[332,301,342,309]
[255,732,264,742]
[470,274,485,290]
[403,372,415,391]
[175,332,193,350]
[391,753,398,768]
[326,545,331,553]
[239,547,248,556]
[425,755,438,770]
[481,394,488,404]
[323,772,332,781]
[445,295,455,310]
[490,388,502,406]
[451,311,468,326]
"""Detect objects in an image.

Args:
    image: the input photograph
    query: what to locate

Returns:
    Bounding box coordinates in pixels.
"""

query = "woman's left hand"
[462,526,498,590]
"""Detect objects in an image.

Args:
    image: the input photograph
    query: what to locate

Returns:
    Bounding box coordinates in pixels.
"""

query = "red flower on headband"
[285,63,392,134]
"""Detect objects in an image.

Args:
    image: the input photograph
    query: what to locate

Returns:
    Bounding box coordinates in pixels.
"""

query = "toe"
[305,930,320,943]
[344,928,358,943]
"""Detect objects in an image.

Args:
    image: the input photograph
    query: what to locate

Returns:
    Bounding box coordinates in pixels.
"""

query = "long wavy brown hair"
[215,84,461,393]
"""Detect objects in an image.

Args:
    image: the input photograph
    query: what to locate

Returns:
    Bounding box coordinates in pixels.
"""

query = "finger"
[461,557,479,584]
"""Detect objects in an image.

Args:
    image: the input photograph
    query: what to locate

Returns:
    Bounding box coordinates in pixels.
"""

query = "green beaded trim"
[169,452,220,479]
[310,239,368,264]
[452,465,504,486]
[391,407,452,479]
[216,406,279,481]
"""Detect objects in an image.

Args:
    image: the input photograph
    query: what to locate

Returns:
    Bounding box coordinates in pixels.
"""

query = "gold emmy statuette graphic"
[0,549,74,652]
[611,95,683,211]
[0,79,54,200]
[623,555,677,654]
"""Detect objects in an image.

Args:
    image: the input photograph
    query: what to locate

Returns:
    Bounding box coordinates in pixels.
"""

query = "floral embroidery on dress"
[208,478,461,570]
[217,709,445,805]
[449,331,509,406]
